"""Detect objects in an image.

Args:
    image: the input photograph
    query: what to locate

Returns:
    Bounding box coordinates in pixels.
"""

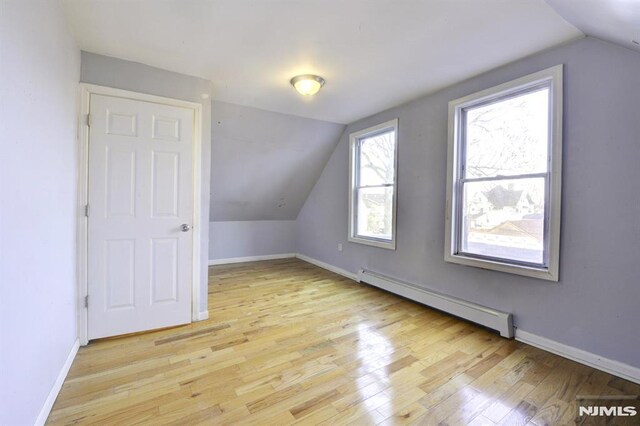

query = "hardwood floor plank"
[47,259,639,425]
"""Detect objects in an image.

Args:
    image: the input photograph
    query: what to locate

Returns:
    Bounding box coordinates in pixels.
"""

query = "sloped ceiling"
[61,0,582,124]
[210,101,345,221]
[546,0,640,53]
[65,0,639,223]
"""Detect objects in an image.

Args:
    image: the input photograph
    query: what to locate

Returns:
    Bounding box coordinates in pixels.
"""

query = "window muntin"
[349,119,398,249]
[446,65,562,280]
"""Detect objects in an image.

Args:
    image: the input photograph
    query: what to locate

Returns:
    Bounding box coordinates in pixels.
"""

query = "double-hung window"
[445,65,563,281]
[349,119,398,249]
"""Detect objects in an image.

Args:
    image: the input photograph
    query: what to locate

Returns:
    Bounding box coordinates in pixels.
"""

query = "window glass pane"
[464,87,549,178]
[461,178,545,264]
[356,186,394,240]
[358,130,395,186]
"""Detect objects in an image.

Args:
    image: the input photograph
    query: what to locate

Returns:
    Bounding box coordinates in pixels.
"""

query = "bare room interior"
[1,1,639,425]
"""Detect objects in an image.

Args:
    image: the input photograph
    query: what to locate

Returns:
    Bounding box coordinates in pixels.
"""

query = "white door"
[87,94,194,340]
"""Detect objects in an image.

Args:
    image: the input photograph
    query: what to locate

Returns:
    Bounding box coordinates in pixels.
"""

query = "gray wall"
[296,37,640,368]
[80,52,212,313]
[211,101,345,221]
[0,1,81,424]
[208,101,343,262]
[209,221,295,261]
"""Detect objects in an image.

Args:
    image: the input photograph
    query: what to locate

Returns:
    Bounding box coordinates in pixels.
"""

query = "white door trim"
[77,83,203,345]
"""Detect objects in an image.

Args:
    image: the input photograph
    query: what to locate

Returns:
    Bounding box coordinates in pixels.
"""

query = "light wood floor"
[48,259,639,425]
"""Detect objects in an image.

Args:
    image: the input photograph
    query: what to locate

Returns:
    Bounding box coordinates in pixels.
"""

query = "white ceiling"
[61,0,582,124]
[546,0,640,54]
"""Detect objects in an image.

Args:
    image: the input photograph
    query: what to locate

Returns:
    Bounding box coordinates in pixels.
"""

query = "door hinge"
[84,204,89,217]
[84,295,89,308]
[86,114,92,127]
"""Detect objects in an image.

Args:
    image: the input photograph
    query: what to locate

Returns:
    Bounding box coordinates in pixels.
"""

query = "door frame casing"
[76,83,203,345]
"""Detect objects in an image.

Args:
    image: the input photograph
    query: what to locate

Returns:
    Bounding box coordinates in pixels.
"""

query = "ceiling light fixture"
[290,74,325,96]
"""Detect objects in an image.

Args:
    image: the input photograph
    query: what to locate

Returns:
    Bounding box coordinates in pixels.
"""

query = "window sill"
[348,236,396,250]
[444,253,558,282]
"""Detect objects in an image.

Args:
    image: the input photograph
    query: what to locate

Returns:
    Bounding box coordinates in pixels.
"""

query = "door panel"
[151,238,179,303]
[152,116,181,141]
[106,110,137,137]
[151,151,180,217]
[105,147,136,217]
[104,239,135,310]
[88,94,194,340]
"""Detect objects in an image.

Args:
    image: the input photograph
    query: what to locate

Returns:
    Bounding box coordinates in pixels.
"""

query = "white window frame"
[445,65,563,281]
[348,119,399,250]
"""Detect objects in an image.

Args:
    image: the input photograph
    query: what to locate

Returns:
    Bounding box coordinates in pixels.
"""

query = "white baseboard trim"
[208,253,295,266]
[295,254,359,281]
[515,329,640,385]
[35,338,80,426]
[196,310,209,321]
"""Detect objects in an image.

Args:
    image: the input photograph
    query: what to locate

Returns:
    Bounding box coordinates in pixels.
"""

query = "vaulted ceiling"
[61,0,583,124]
[61,0,639,222]
[546,0,640,54]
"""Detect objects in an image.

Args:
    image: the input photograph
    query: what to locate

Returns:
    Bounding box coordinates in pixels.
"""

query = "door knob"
[181,224,191,232]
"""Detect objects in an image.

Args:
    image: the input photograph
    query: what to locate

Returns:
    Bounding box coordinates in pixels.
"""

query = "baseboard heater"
[358,269,513,338]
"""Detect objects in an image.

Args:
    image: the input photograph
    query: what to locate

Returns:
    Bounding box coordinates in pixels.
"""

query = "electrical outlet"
[337,243,343,252]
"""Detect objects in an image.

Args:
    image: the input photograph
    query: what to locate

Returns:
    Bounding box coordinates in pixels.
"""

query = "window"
[445,65,563,281]
[349,119,398,249]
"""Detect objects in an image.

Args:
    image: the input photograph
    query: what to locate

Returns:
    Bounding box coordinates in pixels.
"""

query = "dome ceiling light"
[290,74,325,96]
